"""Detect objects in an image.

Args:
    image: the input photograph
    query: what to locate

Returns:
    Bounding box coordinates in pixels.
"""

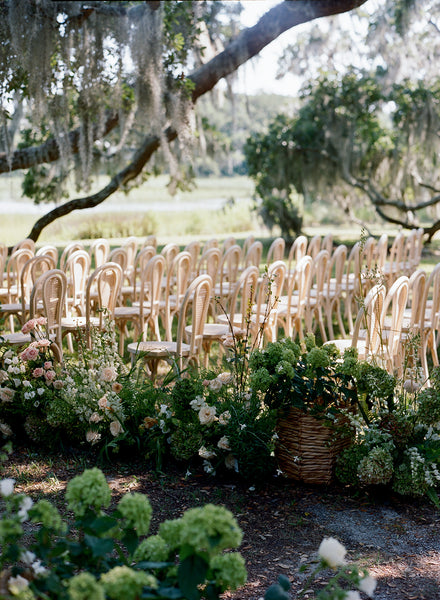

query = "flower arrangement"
[0,318,65,446]
[0,467,247,599]
[153,370,278,481]
[336,363,440,505]
[248,335,358,419]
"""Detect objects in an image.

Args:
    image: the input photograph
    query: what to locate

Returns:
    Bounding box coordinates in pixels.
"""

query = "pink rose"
[43,362,53,370]
[44,370,56,382]
[21,319,37,334]
[36,317,47,326]
[36,340,50,348]
[20,347,39,362]
[112,382,123,393]
[32,368,44,378]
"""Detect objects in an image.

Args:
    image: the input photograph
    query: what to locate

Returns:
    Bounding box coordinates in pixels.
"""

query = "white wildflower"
[0,478,15,496]
[318,537,347,568]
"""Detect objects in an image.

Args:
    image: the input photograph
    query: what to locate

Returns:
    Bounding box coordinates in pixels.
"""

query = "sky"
[234,0,301,95]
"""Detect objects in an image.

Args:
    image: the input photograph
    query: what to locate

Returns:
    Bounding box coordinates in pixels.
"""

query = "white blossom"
[318,537,347,567]
[358,575,377,597]
[0,478,15,496]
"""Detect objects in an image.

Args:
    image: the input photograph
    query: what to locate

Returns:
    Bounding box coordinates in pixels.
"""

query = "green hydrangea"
[0,518,23,542]
[100,566,157,600]
[358,447,394,485]
[275,360,295,378]
[117,493,152,536]
[67,572,105,600]
[210,552,247,591]
[133,534,169,562]
[30,499,66,533]
[158,518,184,551]
[65,468,111,517]
[306,347,331,370]
[179,504,242,554]
[417,387,440,425]
[249,367,272,392]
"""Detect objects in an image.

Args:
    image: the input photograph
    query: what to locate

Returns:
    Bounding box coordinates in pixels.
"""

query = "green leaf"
[264,584,290,600]
[84,534,114,558]
[278,574,291,591]
[91,515,118,536]
[178,554,208,600]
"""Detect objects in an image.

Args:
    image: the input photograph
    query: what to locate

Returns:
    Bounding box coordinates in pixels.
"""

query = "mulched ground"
[3,447,440,599]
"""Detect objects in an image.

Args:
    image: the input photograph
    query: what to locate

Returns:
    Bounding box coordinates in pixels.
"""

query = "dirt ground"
[3,448,440,599]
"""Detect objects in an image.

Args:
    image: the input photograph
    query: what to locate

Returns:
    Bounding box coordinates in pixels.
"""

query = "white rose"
[358,575,377,597]
[198,405,217,425]
[8,575,29,594]
[86,430,101,445]
[208,378,223,392]
[318,537,347,568]
[89,412,103,423]
[218,411,231,425]
[190,396,206,411]
[217,436,231,451]
[217,372,233,385]
[0,422,12,437]
[0,478,15,496]
[198,446,216,459]
[109,420,124,437]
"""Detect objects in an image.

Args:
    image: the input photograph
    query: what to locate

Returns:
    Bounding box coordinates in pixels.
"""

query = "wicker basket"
[275,407,353,485]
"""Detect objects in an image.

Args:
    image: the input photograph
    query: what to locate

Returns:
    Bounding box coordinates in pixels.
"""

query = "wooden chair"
[383,232,405,286]
[36,245,59,266]
[122,236,139,285]
[204,266,259,367]
[286,235,308,287]
[307,235,321,259]
[326,283,387,363]
[304,249,329,342]
[321,233,333,255]
[277,255,313,341]
[243,240,263,270]
[159,251,192,341]
[62,262,123,349]
[160,242,180,271]
[128,274,212,378]
[266,237,285,265]
[89,238,110,268]
[0,248,35,329]
[418,263,440,382]
[323,244,348,340]
[59,242,85,271]
[2,269,67,363]
[250,260,286,346]
[11,238,35,254]
[121,245,156,305]
[0,255,55,331]
[184,240,201,279]
[214,244,241,302]
[63,250,91,318]
[114,254,165,354]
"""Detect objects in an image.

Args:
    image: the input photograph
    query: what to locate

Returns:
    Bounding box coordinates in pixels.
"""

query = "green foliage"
[248,336,357,418]
[244,68,440,232]
[0,468,246,599]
